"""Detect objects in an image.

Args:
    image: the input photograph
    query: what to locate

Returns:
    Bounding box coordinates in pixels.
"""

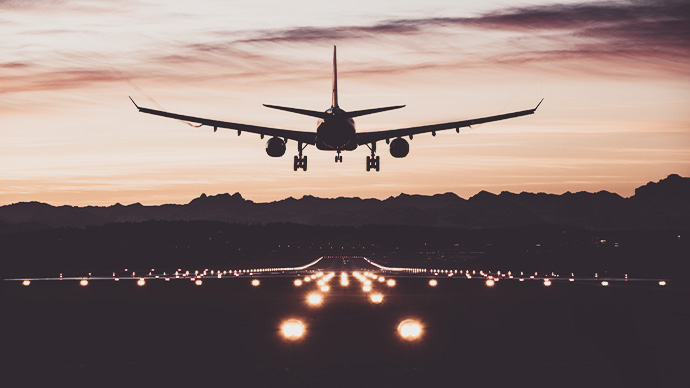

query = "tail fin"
[332,45,338,108]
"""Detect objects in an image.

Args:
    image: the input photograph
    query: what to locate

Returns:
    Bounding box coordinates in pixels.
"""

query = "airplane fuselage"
[315,107,358,151]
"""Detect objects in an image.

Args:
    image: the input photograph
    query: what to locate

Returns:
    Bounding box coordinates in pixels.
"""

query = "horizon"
[3,173,683,207]
[2,0,689,206]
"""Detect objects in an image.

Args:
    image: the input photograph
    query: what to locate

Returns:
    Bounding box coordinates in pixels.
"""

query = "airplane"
[130,46,542,172]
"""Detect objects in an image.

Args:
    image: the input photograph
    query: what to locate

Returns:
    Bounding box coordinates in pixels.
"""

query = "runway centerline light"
[398,319,423,340]
[429,279,438,287]
[281,319,305,341]
[307,293,323,306]
[251,279,260,287]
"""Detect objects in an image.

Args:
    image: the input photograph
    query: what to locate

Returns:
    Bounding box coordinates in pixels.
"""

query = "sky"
[1,0,689,205]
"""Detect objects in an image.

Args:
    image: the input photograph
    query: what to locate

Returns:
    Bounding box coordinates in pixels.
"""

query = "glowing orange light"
[485,279,495,287]
[294,279,303,287]
[281,319,305,340]
[317,279,325,286]
[79,279,89,286]
[387,279,396,287]
[601,280,609,287]
[362,285,372,292]
[429,279,438,287]
[378,276,385,283]
[320,285,330,292]
[137,278,146,286]
[307,293,323,306]
[22,280,31,286]
[195,279,203,286]
[251,279,260,287]
[398,319,423,340]
[341,279,349,286]
[304,277,311,282]
[543,279,552,287]
[370,293,384,304]
[659,280,667,286]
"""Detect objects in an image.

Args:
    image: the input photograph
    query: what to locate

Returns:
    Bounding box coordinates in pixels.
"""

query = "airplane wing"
[130,97,317,145]
[356,99,543,145]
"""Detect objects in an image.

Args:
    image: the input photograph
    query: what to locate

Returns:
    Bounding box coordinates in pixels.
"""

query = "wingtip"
[128,96,140,110]
[534,98,544,111]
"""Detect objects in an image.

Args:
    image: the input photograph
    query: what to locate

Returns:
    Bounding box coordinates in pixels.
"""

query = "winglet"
[129,96,140,110]
[533,98,544,111]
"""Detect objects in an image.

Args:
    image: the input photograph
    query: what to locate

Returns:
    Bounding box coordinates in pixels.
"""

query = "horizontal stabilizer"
[263,104,329,119]
[346,105,405,118]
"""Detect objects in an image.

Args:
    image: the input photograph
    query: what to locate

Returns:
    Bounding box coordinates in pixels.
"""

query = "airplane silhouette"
[130,46,542,171]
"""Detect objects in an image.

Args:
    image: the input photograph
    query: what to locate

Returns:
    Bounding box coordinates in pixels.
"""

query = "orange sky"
[1,0,689,206]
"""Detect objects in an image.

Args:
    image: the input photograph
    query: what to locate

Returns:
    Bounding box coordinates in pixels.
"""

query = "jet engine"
[265,137,286,157]
[389,137,409,158]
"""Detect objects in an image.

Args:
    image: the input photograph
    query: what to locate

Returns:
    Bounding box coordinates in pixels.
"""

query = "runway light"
[22,280,30,286]
[429,279,438,287]
[294,279,303,287]
[378,276,385,283]
[398,319,423,341]
[317,279,325,286]
[341,279,349,286]
[307,293,323,306]
[362,285,372,292]
[195,279,203,286]
[485,279,495,287]
[320,285,330,292]
[387,279,396,287]
[80,279,89,287]
[251,279,260,287]
[370,293,384,304]
[137,278,146,286]
[281,319,305,341]
[601,280,609,287]
[304,277,311,282]
[543,279,552,287]
[659,280,667,286]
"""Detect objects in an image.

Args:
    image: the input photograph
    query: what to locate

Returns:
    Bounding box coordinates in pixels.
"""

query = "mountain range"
[1,174,688,232]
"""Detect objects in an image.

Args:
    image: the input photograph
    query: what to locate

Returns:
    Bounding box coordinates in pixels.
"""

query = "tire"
[303,155,308,171]
[375,156,380,172]
[366,156,371,171]
[293,156,298,171]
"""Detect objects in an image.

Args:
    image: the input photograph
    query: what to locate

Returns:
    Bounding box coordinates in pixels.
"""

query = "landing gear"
[365,142,380,172]
[294,141,308,171]
[335,150,343,163]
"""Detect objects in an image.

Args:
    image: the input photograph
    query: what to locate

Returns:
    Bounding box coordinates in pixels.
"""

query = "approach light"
[137,278,146,286]
[80,279,89,287]
[429,279,438,287]
[485,279,495,287]
[370,293,384,304]
[251,279,260,287]
[398,319,423,340]
[387,279,396,287]
[294,279,303,287]
[22,280,30,286]
[281,319,305,341]
[307,293,323,306]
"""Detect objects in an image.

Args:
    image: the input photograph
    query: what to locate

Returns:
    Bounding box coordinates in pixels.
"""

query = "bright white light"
[659,280,667,286]
[80,279,89,287]
[195,279,203,286]
[22,280,30,286]
[429,279,438,287]
[307,293,323,306]
[294,279,303,287]
[251,279,260,287]
[362,285,372,292]
[387,279,396,287]
[543,279,552,287]
[137,278,146,286]
[378,276,385,283]
[601,280,609,287]
[281,319,305,340]
[398,319,423,340]
[485,279,495,287]
[320,285,330,292]
[370,293,384,304]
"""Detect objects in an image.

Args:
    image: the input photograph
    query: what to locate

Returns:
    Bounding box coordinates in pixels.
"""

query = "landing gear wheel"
[338,155,342,162]
[303,155,307,171]
[293,155,298,171]
[375,156,380,172]
[366,156,371,171]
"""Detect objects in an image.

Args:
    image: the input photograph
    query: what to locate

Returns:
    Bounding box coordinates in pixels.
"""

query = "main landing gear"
[294,141,308,171]
[335,150,343,163]
[365,142,380,172]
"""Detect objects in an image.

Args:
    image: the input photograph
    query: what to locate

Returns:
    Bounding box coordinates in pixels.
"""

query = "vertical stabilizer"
[332,45,338,108]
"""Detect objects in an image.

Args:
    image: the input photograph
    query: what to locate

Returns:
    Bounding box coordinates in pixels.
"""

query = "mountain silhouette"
[0,174,688,231]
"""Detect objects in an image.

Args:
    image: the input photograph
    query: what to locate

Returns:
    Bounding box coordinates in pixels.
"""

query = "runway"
[3,256,686,386]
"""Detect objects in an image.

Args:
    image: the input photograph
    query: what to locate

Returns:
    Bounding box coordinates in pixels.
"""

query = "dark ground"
[3,273,688,387]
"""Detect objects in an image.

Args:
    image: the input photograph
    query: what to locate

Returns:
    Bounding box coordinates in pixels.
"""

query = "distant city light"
[281,319,305,340]
[398,319,423,340]
[362,285,372,292]
[294,279,303,287]
[307,293,323,306]
[320,285,330,292]
[387,279,396,287]
[370,293,384,304]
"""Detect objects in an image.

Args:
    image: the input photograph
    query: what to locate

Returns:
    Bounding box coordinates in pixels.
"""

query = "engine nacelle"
[389,137,409,158]
[265,137,286,157]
